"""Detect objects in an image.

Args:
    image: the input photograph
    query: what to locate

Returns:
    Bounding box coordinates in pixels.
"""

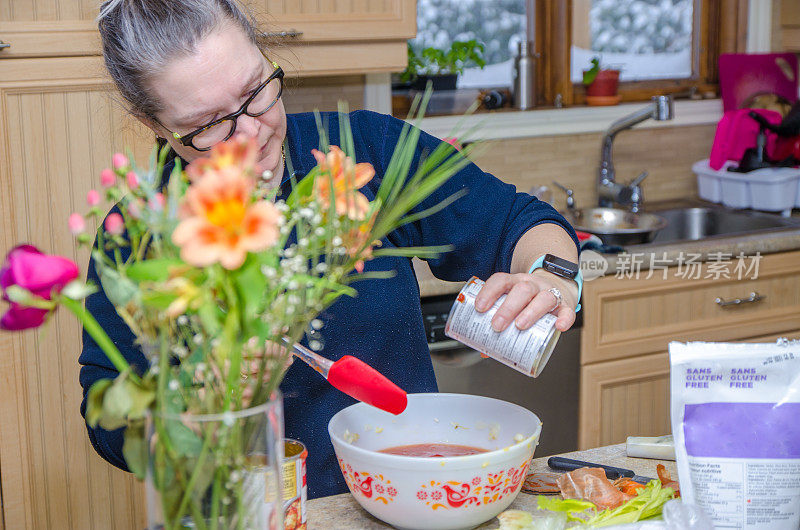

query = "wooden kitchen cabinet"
[0,0,415,75]
[578,250,800,449]
[0,55,154,530]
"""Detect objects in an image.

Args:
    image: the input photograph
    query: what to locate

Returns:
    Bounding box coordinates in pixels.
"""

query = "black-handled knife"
[547,457,656,485]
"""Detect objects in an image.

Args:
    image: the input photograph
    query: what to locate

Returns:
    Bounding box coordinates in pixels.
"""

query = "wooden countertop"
[307,443,676,529]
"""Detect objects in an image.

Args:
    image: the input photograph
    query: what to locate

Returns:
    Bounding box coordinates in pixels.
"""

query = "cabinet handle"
[261,29,303,39]
[715,291,764,308]
[0,41,10,50]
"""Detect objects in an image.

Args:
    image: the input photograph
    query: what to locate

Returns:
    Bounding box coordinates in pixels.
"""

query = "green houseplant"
[582,56,621,105]
[400,40,487,91]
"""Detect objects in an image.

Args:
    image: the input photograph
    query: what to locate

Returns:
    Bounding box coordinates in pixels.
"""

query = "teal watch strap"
[528,255,582,313]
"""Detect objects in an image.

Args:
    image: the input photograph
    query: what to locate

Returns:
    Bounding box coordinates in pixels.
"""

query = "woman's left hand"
[474,271,579,333]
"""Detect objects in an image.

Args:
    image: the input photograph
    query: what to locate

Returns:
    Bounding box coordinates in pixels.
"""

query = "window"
[408,0,749,108]
[411,0,527,88]
[570,0,695,82]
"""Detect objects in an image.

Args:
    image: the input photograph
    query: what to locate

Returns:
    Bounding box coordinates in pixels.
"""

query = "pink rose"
[68,213,85,235]
[105,213,124,235]
[86,190,100,207]
[0,245,80,330]
[112,153,129,170]
[100,168,116,187]
[126,171,139,190]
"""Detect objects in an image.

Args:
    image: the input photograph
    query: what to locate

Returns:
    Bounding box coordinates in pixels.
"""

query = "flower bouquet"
[0,102,476,529]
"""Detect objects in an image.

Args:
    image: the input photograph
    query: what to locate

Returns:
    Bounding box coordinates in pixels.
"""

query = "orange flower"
[312,146,375,220]
[342,212,381,273]
[185,135,259,182]
[173,140,280,270]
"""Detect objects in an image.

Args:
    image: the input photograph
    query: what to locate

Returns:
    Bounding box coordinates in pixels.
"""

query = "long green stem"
[61,296,138,383]
[173,432,213,528]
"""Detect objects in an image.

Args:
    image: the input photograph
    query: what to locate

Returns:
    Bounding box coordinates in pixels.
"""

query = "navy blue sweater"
[79,110,578,499]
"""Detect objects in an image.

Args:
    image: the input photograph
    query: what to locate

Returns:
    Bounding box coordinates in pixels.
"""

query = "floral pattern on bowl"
[415,459,530,510]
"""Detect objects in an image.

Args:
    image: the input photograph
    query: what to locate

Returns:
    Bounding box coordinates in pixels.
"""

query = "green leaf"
[197,302,223,336]
[126,259,183,282]
[94,259,139,308]
[122,421,148,480]
[126,380,155,420]
[164,419,203,457]
[99,374,133,431]
[86,378,113,428]
[140,291,178,311]
[582,57,601,85]
[233,257,266,324]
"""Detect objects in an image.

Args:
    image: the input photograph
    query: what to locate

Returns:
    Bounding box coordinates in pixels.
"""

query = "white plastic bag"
[669,340,800,529]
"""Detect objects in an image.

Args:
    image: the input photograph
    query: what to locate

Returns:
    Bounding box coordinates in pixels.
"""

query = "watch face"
[543,253,579,279]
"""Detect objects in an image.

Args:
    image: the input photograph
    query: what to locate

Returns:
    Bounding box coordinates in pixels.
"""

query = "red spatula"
[287,340,408,415]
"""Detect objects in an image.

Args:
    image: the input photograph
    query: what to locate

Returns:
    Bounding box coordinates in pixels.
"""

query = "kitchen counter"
[307,443,676,529]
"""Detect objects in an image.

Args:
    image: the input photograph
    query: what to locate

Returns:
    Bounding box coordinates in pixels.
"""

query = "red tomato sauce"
[379,443,489,457]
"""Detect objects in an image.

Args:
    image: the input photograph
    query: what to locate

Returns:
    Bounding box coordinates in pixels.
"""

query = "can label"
[445,277,557,375]
[282,439,307,530]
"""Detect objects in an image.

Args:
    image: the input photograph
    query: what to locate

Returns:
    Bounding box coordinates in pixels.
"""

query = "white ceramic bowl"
[328,393,542,530]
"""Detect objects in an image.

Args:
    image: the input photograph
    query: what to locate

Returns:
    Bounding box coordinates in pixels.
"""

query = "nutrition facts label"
[688,457,800,529]
[445,278,557,375]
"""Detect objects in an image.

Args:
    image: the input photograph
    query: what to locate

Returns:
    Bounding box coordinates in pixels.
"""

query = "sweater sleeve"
[352,110,579,281]
[78,228,150,472]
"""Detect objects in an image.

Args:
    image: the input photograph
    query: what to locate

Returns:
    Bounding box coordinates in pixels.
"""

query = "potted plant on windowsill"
[399,40,486,91]
[583,57,621,106]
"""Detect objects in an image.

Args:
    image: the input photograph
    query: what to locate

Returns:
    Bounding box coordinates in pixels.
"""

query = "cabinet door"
[248,0,415,75]
[0,56,152,530]
[0,0,415,74]
[582,250,800,364]
[0,0,100,57]
[578,329,800,449]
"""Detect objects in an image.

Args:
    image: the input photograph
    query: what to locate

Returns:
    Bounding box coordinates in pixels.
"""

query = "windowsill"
[411,98,722,141]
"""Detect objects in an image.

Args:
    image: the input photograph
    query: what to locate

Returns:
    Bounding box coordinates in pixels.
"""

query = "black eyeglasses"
[168,61,284,152]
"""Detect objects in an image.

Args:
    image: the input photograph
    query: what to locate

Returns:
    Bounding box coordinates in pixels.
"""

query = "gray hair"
[97,0,261,118]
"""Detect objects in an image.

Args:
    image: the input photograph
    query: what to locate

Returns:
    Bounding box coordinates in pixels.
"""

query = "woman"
[80,0,581,499]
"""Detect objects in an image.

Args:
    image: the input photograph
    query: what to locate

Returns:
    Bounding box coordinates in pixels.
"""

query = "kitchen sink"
[629,205,800,247]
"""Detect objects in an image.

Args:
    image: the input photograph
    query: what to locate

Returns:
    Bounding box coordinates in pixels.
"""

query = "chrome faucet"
[598,95,674,212]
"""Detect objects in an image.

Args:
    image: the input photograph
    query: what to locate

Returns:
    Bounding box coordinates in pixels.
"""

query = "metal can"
[283,439,308,530]
[445,276,560,377]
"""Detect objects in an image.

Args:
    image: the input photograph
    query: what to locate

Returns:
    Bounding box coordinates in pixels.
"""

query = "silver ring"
[546,287,563,312]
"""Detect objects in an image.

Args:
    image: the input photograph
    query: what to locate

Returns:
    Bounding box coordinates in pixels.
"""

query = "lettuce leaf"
[583,480,676,527]
[532,480,675,527]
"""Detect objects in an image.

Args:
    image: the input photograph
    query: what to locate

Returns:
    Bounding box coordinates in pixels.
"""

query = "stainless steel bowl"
[563,207,668,246]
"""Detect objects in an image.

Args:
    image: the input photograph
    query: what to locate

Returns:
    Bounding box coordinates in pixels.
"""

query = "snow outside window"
[571,0,694,82]
[413,0,526,89]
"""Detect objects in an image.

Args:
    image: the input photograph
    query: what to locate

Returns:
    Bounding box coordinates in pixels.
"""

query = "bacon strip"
[556,468,632,510]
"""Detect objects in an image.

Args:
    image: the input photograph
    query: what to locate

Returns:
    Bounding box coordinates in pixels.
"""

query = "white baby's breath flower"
[284,247,295,258]
[311,319,324,330]
[314,227,325,237]
[176,315,189,326]
[287,280,298,290]
[298,237,308,247]
[168,379,179,391]
[222,411,235,427]
[192,334,204,345]
[309,340,322,351]
[315,263,328,273]
[332,236,343,246]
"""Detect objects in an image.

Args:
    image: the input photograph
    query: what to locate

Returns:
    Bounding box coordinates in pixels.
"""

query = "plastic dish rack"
[693,158,800,217]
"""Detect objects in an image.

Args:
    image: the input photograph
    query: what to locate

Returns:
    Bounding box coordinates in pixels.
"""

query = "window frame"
[533,0,749,107]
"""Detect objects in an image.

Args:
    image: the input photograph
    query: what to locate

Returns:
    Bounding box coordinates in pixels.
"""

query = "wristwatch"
[528,253,582,312]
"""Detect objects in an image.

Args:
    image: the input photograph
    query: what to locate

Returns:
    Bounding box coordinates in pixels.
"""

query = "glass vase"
[145,393,284,530]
